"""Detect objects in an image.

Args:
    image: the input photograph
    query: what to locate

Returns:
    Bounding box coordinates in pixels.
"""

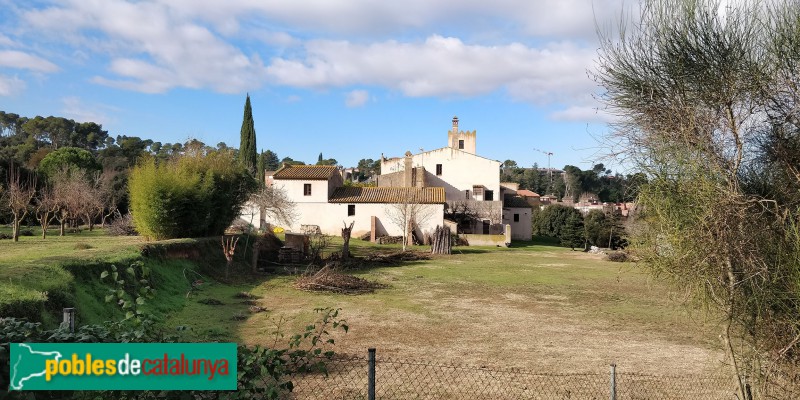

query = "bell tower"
[447,115,476,153]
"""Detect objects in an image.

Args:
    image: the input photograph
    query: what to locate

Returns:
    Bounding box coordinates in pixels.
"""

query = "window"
[436,164,443,176]
[465,190,470,199]
[303,183,311,196]
[458,139,464,149]
[513,213,520,222]
[348,204,355,216]
[485,190,494,201]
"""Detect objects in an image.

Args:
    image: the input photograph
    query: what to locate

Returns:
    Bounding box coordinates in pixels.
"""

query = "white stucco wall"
[381,148,501,202]
[274,180,329,203]
[280,202,444,238]
[502,207,533,241]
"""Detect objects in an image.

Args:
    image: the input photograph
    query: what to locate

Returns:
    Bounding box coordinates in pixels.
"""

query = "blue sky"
[0,0,632,170]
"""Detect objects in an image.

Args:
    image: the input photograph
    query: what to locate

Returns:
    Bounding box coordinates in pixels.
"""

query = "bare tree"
[445,200,502,234]
[52,167,87,235]
[6,166,35,242]
[34,186,60,239]
[221,235,240,280]
[385,191,435,251]
[248,184,297,228]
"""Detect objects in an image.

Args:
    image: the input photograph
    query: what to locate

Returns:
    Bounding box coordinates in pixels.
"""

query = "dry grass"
[234,241,726,376]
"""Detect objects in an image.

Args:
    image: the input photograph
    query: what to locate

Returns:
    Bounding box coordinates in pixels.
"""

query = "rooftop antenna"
[532,148,554,194]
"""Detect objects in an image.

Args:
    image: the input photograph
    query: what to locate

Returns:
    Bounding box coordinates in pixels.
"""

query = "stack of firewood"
[430,225,452,255]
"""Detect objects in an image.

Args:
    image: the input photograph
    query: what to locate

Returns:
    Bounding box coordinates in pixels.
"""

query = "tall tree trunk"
[12,215,19,242]
[341,221,354,259]
[60,220,65,236]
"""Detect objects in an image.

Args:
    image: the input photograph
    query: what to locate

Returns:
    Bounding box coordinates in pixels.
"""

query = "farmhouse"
[246,116,531,243]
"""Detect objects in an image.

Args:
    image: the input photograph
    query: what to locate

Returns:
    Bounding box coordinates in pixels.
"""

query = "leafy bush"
[19,230,33,237]
[129,151,257,240]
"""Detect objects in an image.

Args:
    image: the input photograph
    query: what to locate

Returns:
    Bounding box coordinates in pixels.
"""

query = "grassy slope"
[0,228,231,326]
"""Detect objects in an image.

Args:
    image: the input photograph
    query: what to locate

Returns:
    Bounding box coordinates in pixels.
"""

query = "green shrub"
[74,242,92,250]
[129,151,256,240]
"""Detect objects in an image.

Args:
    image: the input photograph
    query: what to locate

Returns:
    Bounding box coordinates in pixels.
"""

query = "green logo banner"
[9,343,237,391]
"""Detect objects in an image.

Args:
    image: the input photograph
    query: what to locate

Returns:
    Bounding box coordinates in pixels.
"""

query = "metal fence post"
[368,348,376,400]
[62,307,75,333]
[610,363,617,400]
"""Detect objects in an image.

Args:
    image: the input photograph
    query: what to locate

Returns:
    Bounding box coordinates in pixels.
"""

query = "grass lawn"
[0,228,726,376]
[0,226,144,265]
[0,226,146,323]
[165,237,726,376]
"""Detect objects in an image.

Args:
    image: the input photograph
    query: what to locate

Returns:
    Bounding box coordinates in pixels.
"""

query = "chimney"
[452,116,459,132]
[403,151,413,187]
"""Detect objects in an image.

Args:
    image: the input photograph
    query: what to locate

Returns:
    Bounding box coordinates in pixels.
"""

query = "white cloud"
[23,0,267,94]
[0,74,25,96]
[14,0,617,105]
[0,34,16,47]
[60,96,113,124]
[0,50,59,72]
[161,0,629,39]
[345,89,369,107]
[549,105,615,123]
[266,36,596,103]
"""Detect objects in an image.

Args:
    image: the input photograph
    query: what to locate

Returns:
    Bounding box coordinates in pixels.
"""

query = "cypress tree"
[256,150,265,185]
[239,94,257,174]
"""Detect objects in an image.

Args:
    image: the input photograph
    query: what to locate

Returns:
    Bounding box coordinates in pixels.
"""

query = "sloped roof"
[516,189,540,197]
[330,187,446,204]
[503,194,533,208]
[273,165,337,180]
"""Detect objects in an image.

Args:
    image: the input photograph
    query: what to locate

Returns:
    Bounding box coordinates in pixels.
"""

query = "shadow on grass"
[530,235,566,248]
[450,247,490,254]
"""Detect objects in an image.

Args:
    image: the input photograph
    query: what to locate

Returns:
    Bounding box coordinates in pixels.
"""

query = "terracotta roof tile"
[503,194,533,208]
[273,165,337,180]
[516,189,540,197]
[330,187,445,204]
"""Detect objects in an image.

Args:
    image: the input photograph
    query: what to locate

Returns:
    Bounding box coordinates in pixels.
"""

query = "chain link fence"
[286,349,737,399]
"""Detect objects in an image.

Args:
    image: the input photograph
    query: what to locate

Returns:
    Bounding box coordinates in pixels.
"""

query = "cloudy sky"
[0,0,632,169]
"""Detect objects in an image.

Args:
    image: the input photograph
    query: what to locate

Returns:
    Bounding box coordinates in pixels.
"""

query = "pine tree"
[239,94,257,174]
[560,211,585,251]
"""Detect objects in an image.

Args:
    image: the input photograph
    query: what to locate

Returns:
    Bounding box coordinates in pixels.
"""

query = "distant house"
[515,189,541,208]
